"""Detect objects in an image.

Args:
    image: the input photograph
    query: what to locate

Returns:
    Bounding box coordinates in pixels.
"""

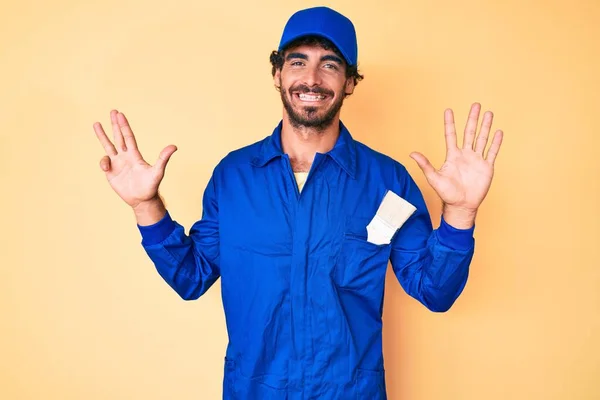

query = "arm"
[137,174,221,301]
[92,109,219,301]
[390,172,474,312]
[391,102,503,311]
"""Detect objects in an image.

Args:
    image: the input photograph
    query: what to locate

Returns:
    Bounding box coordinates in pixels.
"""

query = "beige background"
[1,0,599,399]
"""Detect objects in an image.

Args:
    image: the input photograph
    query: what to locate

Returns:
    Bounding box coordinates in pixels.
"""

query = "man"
[93,6,503,399]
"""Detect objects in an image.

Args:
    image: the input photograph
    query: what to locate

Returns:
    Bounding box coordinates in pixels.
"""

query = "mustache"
[290,84,334,97]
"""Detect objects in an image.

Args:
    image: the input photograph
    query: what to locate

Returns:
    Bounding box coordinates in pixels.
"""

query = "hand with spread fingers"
[409,103,504,228]
[93,110,177,211]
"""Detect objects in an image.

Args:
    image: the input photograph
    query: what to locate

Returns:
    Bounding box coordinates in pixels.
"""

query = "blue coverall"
[138,121,475,399]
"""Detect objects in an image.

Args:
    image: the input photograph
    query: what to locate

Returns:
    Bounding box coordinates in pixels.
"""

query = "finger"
[474,111,494,155]
[444,108,458,153]
[99,155,111,172]
[409,151,436,179]
[153,145,178,174]
[111,109,126,152]
[485,130,504,165]
[93,122,117,156]
[463,102,481,150]
[117,112,139,154]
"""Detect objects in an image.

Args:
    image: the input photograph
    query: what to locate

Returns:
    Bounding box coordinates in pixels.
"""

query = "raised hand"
[93,110,177,210]
[409,103,503,227]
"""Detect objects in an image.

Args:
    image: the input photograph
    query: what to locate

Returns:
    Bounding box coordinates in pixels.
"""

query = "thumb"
[99,155,111,172]
[409,151,436,179]
[154,145,178,174]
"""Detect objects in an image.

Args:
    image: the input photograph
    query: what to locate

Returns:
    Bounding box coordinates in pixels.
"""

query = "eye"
[290,61,304,67]
[323,63,339,70]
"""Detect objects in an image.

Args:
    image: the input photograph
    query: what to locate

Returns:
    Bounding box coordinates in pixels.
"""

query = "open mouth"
[295,93,328,102]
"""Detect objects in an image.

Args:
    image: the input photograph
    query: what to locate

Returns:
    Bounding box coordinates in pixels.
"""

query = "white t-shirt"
[293,172,309,192]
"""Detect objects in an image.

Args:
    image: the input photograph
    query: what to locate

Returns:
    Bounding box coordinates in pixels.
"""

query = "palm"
[93,110,177,208]
[410,103,503,211]
[105,155,160,206]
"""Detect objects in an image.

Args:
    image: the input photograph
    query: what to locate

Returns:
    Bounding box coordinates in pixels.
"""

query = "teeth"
[298,93,325,100]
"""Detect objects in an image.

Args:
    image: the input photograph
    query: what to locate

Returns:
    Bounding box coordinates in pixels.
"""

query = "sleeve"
[389,166,475,312]
[137,172,221,301]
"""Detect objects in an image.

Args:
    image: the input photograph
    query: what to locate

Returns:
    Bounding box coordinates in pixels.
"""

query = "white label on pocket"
[366,190,417,245]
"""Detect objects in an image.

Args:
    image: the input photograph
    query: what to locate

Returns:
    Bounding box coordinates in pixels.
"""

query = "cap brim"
[278,32,354,66]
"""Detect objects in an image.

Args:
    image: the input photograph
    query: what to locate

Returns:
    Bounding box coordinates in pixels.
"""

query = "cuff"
[436,216,475,251]
[137,210,177,246]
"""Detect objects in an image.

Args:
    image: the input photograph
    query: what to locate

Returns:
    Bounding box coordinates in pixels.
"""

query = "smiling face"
[274,43,355,131]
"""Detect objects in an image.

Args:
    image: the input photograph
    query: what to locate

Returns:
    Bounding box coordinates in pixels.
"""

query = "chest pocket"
[332,214,393,291]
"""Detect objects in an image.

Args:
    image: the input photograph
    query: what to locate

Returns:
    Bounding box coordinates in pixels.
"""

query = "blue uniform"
[138,121,475,399]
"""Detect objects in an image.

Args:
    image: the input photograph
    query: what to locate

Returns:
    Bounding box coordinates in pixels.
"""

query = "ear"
[344,77,355,96]
[273,69,281,89]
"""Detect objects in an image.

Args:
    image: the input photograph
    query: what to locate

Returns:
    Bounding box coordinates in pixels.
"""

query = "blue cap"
[278,7,358,66]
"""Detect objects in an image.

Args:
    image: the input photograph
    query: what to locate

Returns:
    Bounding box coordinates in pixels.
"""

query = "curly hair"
[269,36,364,87]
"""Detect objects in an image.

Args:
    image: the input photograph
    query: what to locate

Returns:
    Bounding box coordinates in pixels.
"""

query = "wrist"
[442,204,477,229]
[133,196,166,226]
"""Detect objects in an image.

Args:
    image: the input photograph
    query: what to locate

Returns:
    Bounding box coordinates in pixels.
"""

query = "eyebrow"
[321,54,344,65]
[286,52,308,61]
[285,52,344,65]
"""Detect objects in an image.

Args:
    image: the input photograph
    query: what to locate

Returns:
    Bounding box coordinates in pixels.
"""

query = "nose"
[302,65,322,87]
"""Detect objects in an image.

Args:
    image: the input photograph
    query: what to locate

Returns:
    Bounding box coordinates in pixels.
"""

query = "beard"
[280,82,345,132]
